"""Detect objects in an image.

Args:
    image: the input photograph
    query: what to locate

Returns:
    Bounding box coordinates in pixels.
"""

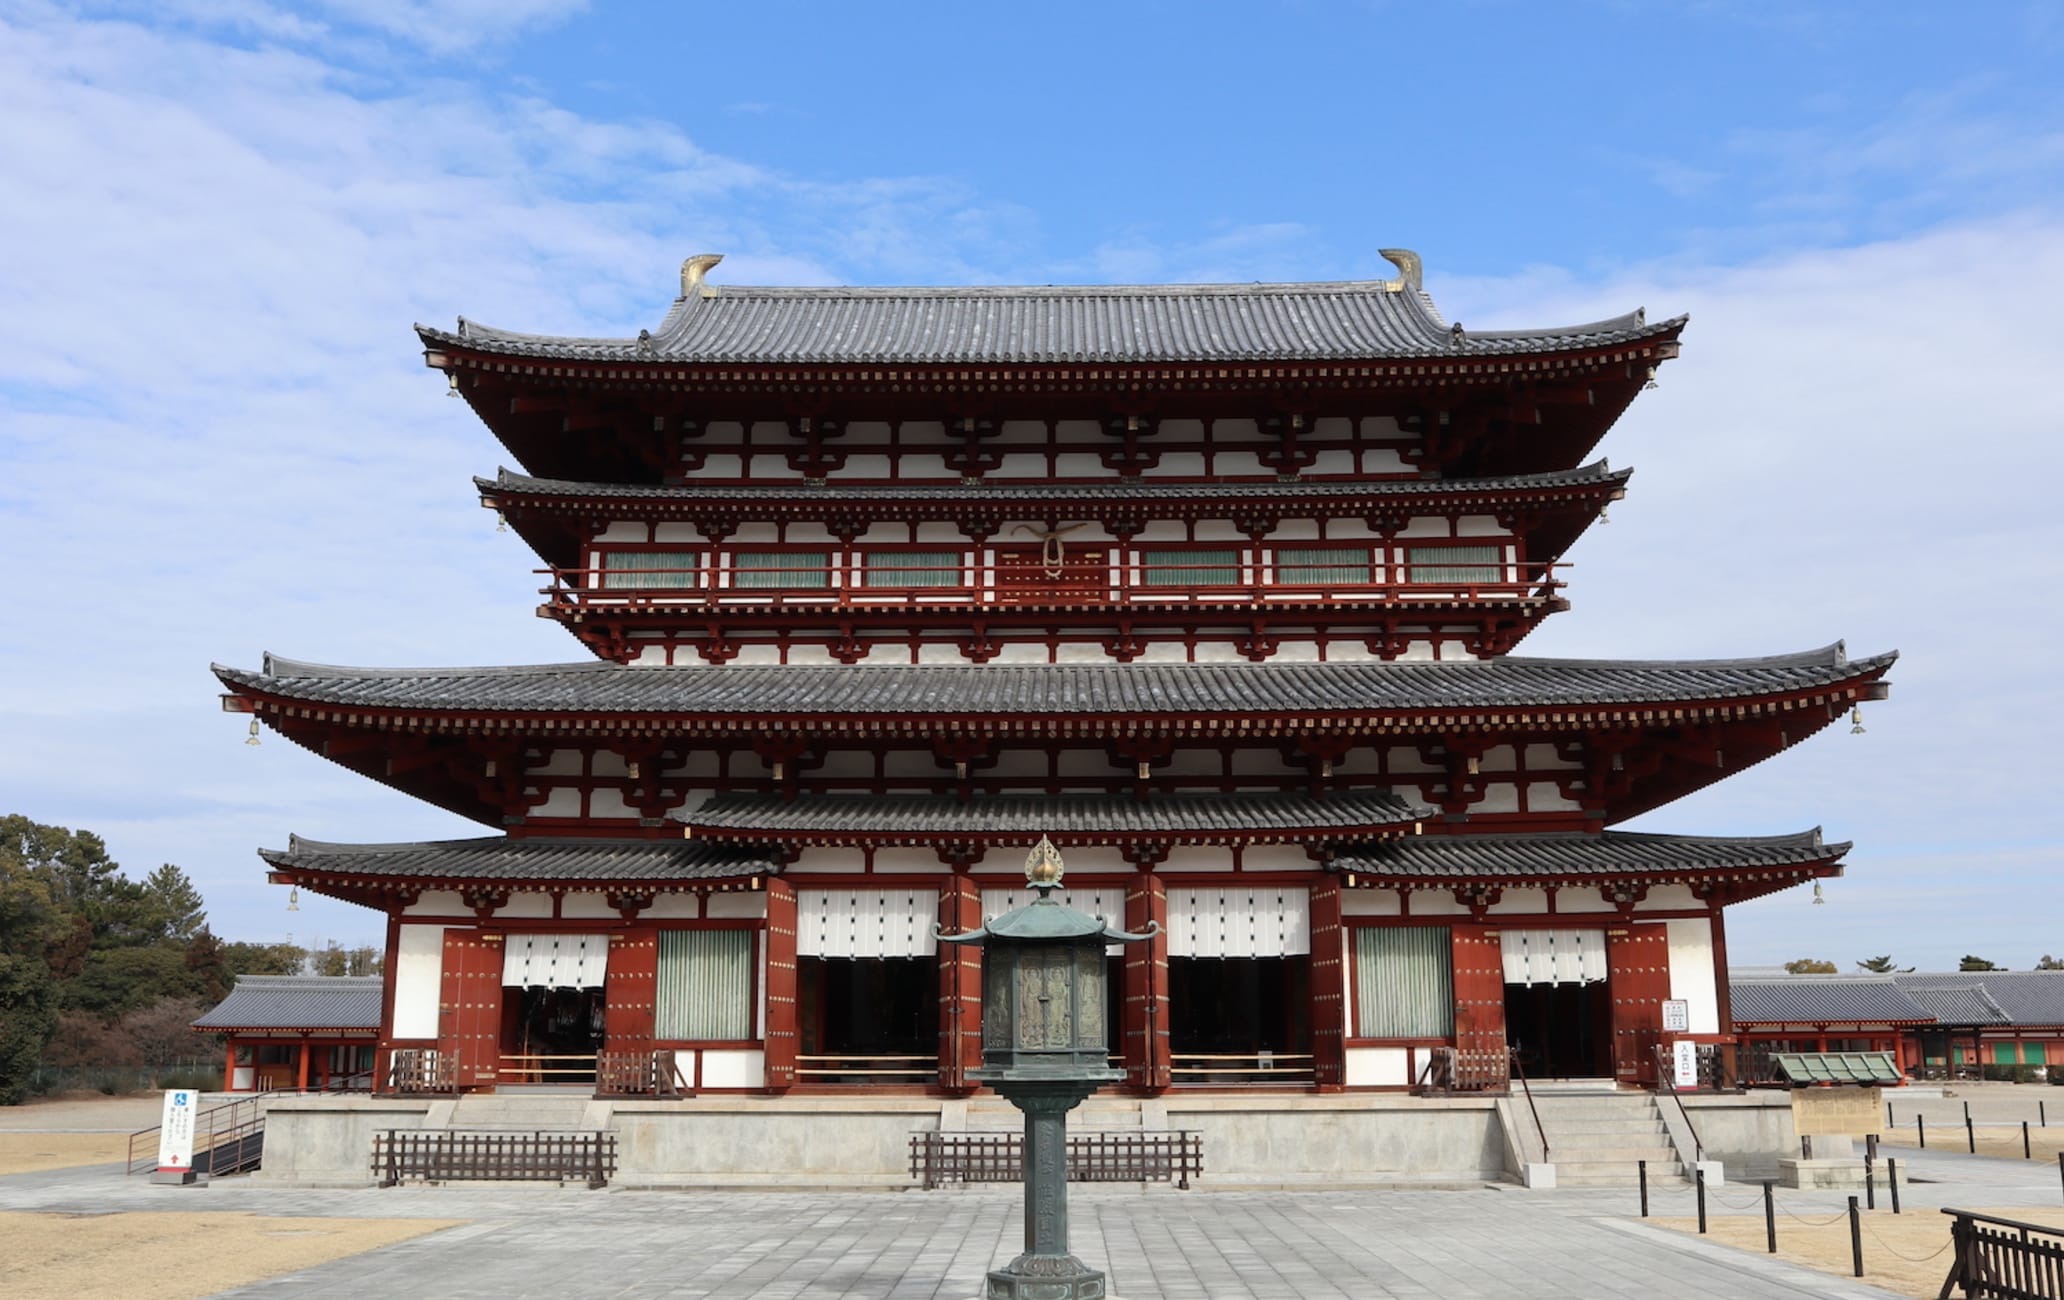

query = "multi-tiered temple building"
[218,251,1893,1103]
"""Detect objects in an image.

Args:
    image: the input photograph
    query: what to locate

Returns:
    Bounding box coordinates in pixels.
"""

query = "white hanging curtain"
[502,933,610,989]
[1166,887,1311,958]
[1499,929,1607,988]
[795,889,939,958]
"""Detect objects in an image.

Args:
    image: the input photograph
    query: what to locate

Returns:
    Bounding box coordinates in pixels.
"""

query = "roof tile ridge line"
[1493,641,1874,672]
[247,654,618,679]
[1463,308,1662,343]
[666,278,1423,299]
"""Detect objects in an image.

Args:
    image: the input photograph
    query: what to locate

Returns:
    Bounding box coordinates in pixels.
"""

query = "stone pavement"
[2,1161,1933,1300]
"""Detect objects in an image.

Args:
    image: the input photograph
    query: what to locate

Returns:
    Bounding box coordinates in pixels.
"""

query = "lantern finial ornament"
[1024,835,1064,892]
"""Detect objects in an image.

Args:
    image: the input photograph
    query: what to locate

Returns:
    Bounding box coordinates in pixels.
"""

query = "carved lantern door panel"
[438,930,504,1090]
[993,543,1109,605]
[1308,880,1346,1088]
[1608,923,1672,1086]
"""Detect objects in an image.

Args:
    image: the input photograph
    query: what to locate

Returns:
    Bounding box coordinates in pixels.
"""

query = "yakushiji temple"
[216,250,1894,1113]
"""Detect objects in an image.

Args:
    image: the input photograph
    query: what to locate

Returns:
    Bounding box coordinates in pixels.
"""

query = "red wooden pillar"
[223,1039,239,1092]
[1123,872,1170,1092]
[762,879,798,1092]
[1451,924,1508,1065]
[1608,923,1671,1086]
[937,874,983,1093]
[375,909,402,1095]
[438,930,505,1090]
[296,1038,310,1091]
[1309,878,1347,1090]
[604,927,659,1056]
[1708,906,1738,1082]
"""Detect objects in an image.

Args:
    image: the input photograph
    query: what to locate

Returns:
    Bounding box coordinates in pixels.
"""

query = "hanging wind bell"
[495,510,509,533]
[246,717,261,746]
[1643,366,1659,390]
[1850,705,1866,735]
[286,886,301,912]
[1812,882,1827,905]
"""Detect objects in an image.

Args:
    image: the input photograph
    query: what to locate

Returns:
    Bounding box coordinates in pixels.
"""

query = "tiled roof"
[419,262,1682,366]
[1895,973,2064,1026]
[1730,976,1933,1025]
[1772,1052,1905,1085]
[681,790,1428,841]
[261,835,774,882]
[481,462,1631,506]
[1899,984,2013,1026]
[215,644,1894,718]
[1335,829,1846,881]
[192,975,382,1032]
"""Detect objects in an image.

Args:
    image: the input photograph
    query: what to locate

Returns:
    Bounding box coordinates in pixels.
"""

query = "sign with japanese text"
[1662,999,1690,1033]
[1672,1040,1699,1089]
[1792,1086,1884,1137]
[157,1089,196,1171]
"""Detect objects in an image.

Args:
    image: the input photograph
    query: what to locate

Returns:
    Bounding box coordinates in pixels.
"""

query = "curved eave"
[190,1024,378,1035]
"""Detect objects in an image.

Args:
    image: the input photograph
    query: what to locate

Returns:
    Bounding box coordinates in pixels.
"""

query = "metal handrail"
[1653,1044,1706,1162]
[126,1092,271,1176]
[1507,1047,1550,1160]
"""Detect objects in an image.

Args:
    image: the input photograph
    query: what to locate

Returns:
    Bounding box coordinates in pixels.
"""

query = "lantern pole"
[936,836,1158,1300]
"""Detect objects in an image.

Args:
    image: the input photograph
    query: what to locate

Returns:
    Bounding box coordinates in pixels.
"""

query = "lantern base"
[985,1256,1108,1299]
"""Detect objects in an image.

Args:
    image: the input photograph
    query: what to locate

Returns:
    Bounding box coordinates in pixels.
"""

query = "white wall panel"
[392,924,447,1039]
[1344,1047,1411,1087]
[701,1049,765,1088]
[1666,918,1721,1033]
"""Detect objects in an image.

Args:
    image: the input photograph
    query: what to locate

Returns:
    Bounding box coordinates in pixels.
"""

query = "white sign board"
[1662,999,1690,1033]
[157,1089,197,1171]
[1672,1040,1699,1090]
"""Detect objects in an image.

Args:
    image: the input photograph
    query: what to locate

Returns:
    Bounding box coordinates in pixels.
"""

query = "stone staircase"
[1528,1092,1684,1187]
[444,1092,599,1132]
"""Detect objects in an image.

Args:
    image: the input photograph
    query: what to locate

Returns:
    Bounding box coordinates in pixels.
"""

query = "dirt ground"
[1655,1205,2064,1300]
[1878,1122,2064,1162]
[0,1132,133,1176]
[0,1212,461,1300]
[0,1093,172,1132]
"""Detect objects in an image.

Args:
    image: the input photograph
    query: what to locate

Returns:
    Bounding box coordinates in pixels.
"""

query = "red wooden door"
[993,544,1109,605]
[605,929,657,1054]
[438,930,505,1090]
[763,880,798,1091]
[1123,875,1170,1091]
[1309,880,1346,1089]
[1609,923,1672,1086]
[938,877,983,1092]
[1451,925,1508,1066]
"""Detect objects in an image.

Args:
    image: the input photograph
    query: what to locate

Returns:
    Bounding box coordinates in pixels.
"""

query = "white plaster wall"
[1487,890,1548,915]
[868,848,939,874]
[1476,784,1520,814]
[1555,890,1614,914]
[495,893,553,919]
[1640,884,1700,911]
[1342,891,1402,917]
[587,788,634,819]
[702,1050,765,1089]
[594,521,646,542]
[707,893,767,920]
[654,522,705,543]
[392,925,447,1039]
[787,848,866,875]
[1240,846,1310,873]
[1526,782,1582,812]
[646,895,701,920]
[1407,891,1466,917]
[1345,1048,1411,1087]
[534,787,581,818]
[403,890,467,918]
[1666,918,1722,1033]
[535,749,584,777]
[561,893,618,920]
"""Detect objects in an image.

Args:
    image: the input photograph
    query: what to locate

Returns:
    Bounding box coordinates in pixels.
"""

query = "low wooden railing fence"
[1168,1052,1314,1085]
[1939,1209,2064,1300]
[1416,1047,1510,1094]
[373,1130,616,1188]
[384,1049,458,1095]
[910,1130,1202,1190]
[594,1049,686,1098]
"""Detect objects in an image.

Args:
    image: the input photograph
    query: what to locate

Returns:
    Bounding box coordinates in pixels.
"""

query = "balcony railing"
[540,556,1564,615]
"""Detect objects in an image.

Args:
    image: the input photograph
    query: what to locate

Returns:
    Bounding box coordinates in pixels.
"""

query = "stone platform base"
[1779,1158,1908,1190]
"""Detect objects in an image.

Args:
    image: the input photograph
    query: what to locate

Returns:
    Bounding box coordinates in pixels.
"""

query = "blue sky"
[2,0,2060,968]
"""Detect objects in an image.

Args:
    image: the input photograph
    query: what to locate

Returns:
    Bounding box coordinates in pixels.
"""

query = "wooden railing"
[594,1049,686,1098]
[1168,1051,1314,1085]
[795,1053,937,1085]
[385,1049,458,1095]
[1416,1047,1511,1094]
[497,1053,598,1084]
[1939,1209,2064,1299]
[910,1131,1202,1190]
[541,557,1563,614]
[373,1130,615,1188]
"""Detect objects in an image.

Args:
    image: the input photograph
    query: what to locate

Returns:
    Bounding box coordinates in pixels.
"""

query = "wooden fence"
[909,1130,1202,1190]
[1940,1209,2064,1300]
[373,1130,616,1188]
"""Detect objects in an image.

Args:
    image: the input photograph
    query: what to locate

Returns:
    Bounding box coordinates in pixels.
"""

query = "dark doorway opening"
[502,986,604,1083]
[1167,956,1312,1083]
[798,956,939,1084]
[1503,980,1612,1079]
